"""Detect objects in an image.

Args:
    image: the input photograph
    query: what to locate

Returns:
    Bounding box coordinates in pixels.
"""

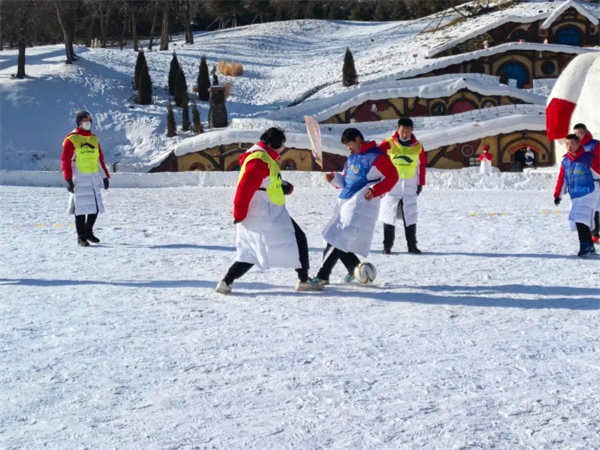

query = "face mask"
[81,122,92,131]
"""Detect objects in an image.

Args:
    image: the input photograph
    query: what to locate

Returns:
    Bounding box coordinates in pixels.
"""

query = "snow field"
[1,184,599,450]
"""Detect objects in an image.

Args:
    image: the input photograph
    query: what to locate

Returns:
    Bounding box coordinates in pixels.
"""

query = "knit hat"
[75,110,92,126]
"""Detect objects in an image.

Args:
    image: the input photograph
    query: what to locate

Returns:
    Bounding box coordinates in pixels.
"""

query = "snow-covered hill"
[0,1,598,173]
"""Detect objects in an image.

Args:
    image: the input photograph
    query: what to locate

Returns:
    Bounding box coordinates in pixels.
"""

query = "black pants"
[223,218,310,285]
[593,211,600,238]
[576,222,592,244]
[75,214,97,238]
[315,243,360,281]
[383,199,417,250]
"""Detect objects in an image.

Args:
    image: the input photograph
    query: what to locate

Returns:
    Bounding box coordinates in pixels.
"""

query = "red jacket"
[61,128,110,181]
[233,142,281,222]
[479,152,492,161]
[362,141,399,198]
[379,133,427,186]
[579,131,600,173]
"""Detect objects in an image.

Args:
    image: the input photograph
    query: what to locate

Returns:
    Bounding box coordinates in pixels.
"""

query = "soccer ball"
[354,262,376,284]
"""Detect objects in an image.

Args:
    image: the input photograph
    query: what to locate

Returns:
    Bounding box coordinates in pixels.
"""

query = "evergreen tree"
[374,2,389,22]
[342,47,358,87]
[134,50,147,90]
[137,61,153,105]
[197,56,211,102]
[174,66,188,107]
[167,103,177,137]
[181,96,190,132]
[191,101,204,135]
[168,52,180,97]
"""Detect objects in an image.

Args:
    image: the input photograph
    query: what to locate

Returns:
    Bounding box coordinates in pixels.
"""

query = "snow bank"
[1,168,558,191]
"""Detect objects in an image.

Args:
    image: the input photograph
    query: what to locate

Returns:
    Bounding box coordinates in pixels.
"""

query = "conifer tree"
[168,52,180,97]
[342,47,358,87]
[137,61,153,105]
[167,103,177,137]
[174,66,188,107]
[181,96,190,132]
[134,50,147,90]
[191,101,204,135]
[197,56,211,101]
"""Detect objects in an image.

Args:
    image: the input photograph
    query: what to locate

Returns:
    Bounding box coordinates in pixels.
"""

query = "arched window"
[556,26,583,46]
[496,61,530,89]
[281,159,297,171]
[189,162,206,172]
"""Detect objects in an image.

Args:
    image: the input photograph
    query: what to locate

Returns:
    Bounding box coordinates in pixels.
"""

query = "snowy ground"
[1,184,599,450]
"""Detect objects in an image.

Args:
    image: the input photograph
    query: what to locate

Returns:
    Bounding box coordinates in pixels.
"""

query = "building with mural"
[150,0,600,174]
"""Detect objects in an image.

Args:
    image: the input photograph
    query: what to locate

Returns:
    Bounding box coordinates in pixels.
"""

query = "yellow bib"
[65,134,100,174]
[238,151,285,205]
[384,138,422,179]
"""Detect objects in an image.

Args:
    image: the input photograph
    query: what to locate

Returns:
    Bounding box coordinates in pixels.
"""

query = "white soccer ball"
[354,262,376,284]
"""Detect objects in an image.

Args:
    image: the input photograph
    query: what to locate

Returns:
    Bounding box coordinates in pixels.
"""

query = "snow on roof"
[269,74,546,123]
[541,0,600,30]
[147,104,546,170]
[426,0,600,58]
[390,42,598,83]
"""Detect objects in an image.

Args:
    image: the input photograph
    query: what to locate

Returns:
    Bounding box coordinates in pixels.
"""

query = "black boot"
[383,224,395,254]
[406,224,422,254]
[86,214,100,244]
[75,215,89,247]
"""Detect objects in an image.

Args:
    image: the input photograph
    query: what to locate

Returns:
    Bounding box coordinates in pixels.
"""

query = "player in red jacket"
[216,128,323,294]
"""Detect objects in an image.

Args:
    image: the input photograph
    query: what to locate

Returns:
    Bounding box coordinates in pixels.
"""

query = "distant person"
[215,128,323,294]
[479,145,493,174]
[61,111,110,247]
[378,118,426,255]
[525,146,535,169]
[573,123,600,244]
[554,134,600,257]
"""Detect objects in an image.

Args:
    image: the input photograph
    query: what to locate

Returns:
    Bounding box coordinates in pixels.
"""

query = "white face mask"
[81,122,92,131]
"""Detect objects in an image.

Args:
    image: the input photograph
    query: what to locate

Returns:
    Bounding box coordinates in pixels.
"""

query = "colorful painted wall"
[426,130,554,171]
[321,89,527,124]
[434,8,599,58]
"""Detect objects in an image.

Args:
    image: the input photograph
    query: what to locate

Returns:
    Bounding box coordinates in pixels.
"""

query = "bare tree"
[174,0,193,45]
[96,0,113,48]
[10,0,35,78]
[148,0,159,50]
[160,0,169,51]
[54,0,78,63]
[127,0,139,51]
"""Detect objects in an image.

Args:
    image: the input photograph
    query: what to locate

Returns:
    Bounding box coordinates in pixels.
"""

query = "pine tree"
[181,96,190,132]
[191,101,204,135]
[373,2,389,22]
[168,52,180,97]
[166,103,177,137]
[174,66,188,107]
[134,50,147,90]
[137,61,153,105]
[197,56,211,102]
[342,47,358,87]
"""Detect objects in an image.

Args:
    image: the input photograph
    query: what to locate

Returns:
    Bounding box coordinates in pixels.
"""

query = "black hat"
[75,110,92,126]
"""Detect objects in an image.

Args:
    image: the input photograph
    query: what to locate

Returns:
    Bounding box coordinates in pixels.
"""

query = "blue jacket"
[558,150,595,199]
[340,145,384,199]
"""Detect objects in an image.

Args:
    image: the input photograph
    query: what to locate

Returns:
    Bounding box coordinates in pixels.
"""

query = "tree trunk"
[148,6,158,50]
[119,16,126,50]
[99,5,110,48]
[130,3,138,52]
[16,37,26,78]
[160,8,169,51]
[54,2,73,64]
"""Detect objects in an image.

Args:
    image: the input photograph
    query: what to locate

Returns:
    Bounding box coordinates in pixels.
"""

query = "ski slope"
[1,181,599,450]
